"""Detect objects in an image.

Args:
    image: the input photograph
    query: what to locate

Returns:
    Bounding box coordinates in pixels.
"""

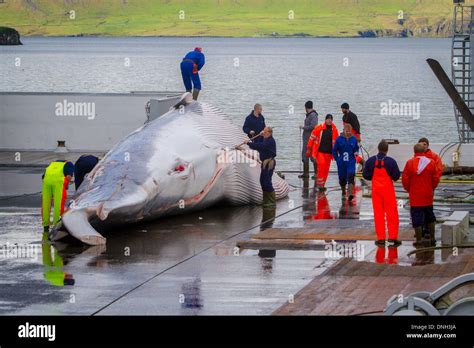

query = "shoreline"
[19,34,452,39]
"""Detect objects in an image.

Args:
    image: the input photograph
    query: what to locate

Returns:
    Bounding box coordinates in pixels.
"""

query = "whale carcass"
[54,93,289,245]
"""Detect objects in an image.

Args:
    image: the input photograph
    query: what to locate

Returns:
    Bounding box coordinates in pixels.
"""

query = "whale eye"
[168,160,190,176]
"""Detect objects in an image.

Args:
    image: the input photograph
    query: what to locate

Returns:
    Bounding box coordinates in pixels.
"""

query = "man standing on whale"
[180,47,205,100]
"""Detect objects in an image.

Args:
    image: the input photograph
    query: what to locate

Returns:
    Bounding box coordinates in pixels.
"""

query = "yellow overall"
[42,232,65,286]
[42,161,69,228]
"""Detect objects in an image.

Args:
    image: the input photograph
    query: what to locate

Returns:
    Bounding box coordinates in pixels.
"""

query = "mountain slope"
[0,0,468,37]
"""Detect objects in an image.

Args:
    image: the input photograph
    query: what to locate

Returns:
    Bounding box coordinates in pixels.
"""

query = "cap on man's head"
[341,102,350,110]
[305,101,313,109]
[194,47,202,52]
[325,114,333,120]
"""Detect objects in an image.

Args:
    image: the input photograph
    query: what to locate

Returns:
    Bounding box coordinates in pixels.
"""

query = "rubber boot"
[298,161,309,178]
[427,222,436,246]
[311,161,318,180]
[268,191,276,207]
[413,226,424,247]
[341,185,346,199]
[348,183,354,201]
[192,88,200,100]
[262,191,276,208]
[388,239,402,247]
[374,239,386,247]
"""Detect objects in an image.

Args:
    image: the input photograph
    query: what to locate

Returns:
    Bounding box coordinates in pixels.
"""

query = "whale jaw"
[60,209,107,246]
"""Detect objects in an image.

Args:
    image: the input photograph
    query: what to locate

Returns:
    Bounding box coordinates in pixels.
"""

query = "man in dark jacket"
[363,141,401,247]
[74,154,99,190]
[341,102,363,165]
[299,100,318,178]
[245,127,277,207]
[341,102,361,140]
[243,103,266,143]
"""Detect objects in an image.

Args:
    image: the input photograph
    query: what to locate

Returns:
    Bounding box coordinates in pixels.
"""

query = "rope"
[407,243,474,257]
[0,191,42,201]
[359,143,370,159]
[299,127,303,173]
[91,188,340,315]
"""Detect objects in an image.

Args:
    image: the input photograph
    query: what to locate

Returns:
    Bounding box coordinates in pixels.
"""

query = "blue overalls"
[180,50,205,92]
[242,112,266,143]
[332,135,359,186]
[248,136,277,192]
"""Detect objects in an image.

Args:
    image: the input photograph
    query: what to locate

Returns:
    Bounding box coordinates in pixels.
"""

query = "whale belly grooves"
[56,94,290,245]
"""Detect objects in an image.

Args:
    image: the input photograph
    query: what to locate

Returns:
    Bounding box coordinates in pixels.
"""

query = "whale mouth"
[57,186,149,245]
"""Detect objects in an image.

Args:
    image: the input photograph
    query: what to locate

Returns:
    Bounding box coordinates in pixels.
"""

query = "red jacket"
[306,123,339,159]
[425,149,443,179]
[402,153,440,207]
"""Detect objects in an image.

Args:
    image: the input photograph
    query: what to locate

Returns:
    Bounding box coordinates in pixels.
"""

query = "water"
[0,37,468,315]
[0,37,456,169]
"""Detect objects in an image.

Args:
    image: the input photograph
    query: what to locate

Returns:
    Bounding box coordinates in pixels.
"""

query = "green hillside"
[0,0,471,37]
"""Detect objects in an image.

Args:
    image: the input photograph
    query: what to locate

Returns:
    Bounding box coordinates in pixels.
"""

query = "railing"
[452,4,474,143]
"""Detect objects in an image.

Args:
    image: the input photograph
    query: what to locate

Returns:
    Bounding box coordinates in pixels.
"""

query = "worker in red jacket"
[306,114,339,191]
[363,141,401,247]
[402,143,441,246]
[418,137,443,179]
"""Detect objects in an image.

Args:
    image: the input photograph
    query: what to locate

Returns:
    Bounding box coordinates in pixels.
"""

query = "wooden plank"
[237,239,327,251]
[274,249,474,315]
[252,227,414,241]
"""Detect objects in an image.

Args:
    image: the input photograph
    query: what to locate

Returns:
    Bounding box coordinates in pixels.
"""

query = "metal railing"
[452,4,474,143]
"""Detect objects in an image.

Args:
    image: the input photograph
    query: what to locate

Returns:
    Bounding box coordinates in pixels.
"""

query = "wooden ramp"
[237,226,414,251]
[273,250,474,315]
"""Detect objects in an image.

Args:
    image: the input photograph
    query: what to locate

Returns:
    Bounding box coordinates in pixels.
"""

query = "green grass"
[0,0,470,37]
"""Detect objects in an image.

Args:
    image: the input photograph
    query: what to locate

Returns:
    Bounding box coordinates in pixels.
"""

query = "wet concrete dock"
[274,249,474,315]
[0,164,472,315]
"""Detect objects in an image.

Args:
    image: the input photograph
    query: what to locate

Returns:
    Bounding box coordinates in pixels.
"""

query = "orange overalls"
[305,192,335,221]
[372,158,399,241]
[375,246,398,264]
[307,123,338,188]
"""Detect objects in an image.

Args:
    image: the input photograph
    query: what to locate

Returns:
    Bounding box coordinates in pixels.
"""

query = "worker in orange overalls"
[306,114,338,191]
[363,141,401,247]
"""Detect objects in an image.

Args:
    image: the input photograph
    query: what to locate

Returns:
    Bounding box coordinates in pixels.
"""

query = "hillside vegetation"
[0,0,471,37]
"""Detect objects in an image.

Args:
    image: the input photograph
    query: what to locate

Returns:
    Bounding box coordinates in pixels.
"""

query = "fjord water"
[1,36,454,169]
